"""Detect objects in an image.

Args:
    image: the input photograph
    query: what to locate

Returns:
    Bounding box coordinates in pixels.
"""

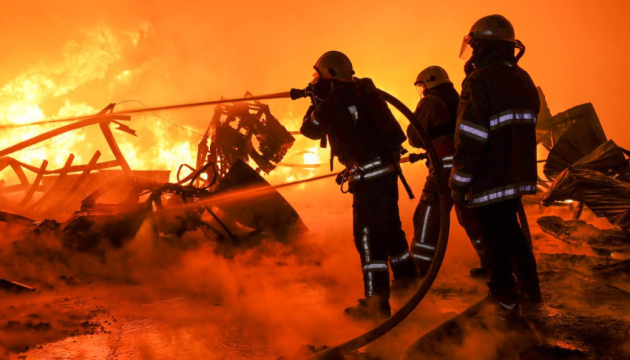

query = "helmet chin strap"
[464,39,525,76]
[515,40,526,63]
[464,58,476,77]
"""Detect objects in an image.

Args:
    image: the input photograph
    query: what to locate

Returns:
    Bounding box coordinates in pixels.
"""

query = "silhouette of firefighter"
[451,14,542,326]
[406,66,487,278]
[300,51,417,320]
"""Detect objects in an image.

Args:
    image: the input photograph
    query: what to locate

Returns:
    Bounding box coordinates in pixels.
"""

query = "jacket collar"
[474,49,516,70]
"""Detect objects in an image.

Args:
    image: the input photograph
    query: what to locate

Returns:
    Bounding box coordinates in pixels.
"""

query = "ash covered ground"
[1,171,629,360]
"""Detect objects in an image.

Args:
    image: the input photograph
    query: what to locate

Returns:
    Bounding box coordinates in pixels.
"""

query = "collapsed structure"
[0,98,306,253]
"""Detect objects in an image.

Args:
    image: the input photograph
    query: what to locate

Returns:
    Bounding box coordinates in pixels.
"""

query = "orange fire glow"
[1,0,628,188]
[1,2,629,358]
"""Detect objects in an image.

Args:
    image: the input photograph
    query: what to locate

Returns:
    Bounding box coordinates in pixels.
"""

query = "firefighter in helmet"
[406,66,487,278]
[450,15,542,325]
[300,51,418,320]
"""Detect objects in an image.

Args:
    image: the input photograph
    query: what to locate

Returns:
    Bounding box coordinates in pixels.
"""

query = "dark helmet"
[313,51,355,81]
[460,14,518,60]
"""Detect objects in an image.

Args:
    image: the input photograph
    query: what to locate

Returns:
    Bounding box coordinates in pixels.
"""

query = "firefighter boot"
[469,252,489,279]
[491,292,543,352]
[469,266,488,279]
[390,252,419,297]
[513,254,542,305]
[344,297,392,321]
[390,276,419,297]
[470,242,489,279]
[489,288,533,333]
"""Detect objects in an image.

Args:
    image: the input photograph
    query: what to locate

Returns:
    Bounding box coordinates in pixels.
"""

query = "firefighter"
[450,15,543,325]
[300,51,417,319]
[407,66,487,278]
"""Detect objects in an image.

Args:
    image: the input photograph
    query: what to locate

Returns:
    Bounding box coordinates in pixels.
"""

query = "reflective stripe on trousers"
[441,156,453,169]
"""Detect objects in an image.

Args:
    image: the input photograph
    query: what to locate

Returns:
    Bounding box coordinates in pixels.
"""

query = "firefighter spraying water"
[296,51,419,320]
[0,55,454,358]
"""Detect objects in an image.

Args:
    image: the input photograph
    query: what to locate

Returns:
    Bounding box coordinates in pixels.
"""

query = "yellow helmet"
[414,66,451,92]
[460,14,517,60]
[313,51,355,81]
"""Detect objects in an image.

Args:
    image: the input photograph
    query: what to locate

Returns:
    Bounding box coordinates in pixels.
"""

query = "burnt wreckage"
[534,88,630,228]
[0,97,307,252]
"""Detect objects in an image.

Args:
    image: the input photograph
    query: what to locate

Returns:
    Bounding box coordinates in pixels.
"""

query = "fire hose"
[2,88,452,359]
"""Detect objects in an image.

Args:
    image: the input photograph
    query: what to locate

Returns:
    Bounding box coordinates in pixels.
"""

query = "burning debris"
[194,93,297,181]
[0,104,168,220]
[0,98,307,256]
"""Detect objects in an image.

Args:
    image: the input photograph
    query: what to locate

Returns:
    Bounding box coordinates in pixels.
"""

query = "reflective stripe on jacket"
[450,59,540,207]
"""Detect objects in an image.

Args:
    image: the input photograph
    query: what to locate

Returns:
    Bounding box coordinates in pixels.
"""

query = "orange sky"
[0,0,628,173]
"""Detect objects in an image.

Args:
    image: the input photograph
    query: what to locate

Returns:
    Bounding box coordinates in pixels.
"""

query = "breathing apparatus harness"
[292,82,416,199]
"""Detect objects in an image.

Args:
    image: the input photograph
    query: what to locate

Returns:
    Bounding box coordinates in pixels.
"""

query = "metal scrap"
[0,103,169,219]
[542,141,630,228]
[191,93,296,185]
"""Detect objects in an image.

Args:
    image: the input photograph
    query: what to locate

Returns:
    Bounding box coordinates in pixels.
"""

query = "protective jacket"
[406,82,484,276]
[300,77,417,301]
[300,78,406,169]
[407,83,459,159]
[449,53,540,207]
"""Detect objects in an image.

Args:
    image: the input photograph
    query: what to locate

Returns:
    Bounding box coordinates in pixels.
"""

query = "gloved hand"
[390,150,402,163]
[451,190,468,206]
[306,83,327,106]
[303,105,316,122]
[306,89,318,106]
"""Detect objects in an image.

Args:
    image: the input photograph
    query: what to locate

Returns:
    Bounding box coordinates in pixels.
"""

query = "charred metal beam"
[0,114,130,158]
[10,158,120,175]
[29,154,75,213]
[100,122,132,175]
[0,184,49,194]
[10,161,29,186]
[19,159,48,207]
[51,151,102,212]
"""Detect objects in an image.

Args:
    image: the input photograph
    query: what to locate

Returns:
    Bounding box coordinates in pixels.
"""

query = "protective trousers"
[474,198,540,305]
[411,169,485,276]
[351,172,417,300]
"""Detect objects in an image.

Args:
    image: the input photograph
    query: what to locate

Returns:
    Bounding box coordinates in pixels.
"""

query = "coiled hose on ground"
[307,90,452,359]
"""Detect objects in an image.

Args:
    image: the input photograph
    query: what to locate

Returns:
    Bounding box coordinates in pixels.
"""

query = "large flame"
[0,22,330,191]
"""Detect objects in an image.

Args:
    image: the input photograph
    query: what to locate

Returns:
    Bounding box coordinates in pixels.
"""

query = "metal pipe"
[0,92,293,130]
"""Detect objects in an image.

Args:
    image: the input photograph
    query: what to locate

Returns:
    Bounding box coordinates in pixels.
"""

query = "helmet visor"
[459,35,473,60]
[310,72,320,84]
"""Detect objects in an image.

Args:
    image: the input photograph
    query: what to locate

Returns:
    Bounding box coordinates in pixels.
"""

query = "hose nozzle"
[409,153,428,163]
[290,88,309,100]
